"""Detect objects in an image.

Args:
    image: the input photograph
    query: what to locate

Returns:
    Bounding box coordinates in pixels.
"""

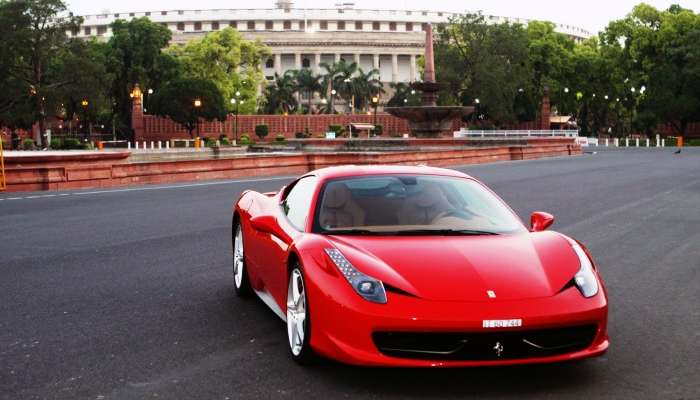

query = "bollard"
[678,137,684,148]
[636,138,639,147]
[143,141,147,149]
[614,138,619,147]
[605,138,609,147]
[128,142,131,149]
[97,141,104,150]
[662,139,665,147]
[158,141,162,149]
[150,141,154,149]
[166,141,170,149]
[625,138,629,147]
[135,141,139,149]
[646,139,650,147]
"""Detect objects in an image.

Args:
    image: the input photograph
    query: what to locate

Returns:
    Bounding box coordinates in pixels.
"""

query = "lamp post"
[194,99,202,138]
[372,96,379,131]
[231,91,243,144]
[330,89,337,114]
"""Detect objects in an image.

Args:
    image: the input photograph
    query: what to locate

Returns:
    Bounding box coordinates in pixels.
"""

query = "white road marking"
[0,176,294,202]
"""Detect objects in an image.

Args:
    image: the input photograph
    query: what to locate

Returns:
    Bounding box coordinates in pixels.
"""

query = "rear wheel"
[287,264,315,364]
[232,219,251,296]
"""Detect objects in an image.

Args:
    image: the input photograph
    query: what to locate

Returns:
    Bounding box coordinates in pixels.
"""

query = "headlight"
[324,248,387,304]
[571,243,599,298]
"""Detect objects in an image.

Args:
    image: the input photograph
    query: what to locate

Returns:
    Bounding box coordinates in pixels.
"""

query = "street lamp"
[330,89,337,114]
[194,99,202,137]
[474,98,480,104]
[231,93,243,143]
[564,87,570,93]
[372,96,379,132]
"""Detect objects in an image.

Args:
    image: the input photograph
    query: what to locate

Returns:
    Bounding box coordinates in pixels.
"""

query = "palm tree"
[387,82,421,107]
[293,68,322,114]
[351,67,384,112]
[319,59,358,113]
[262,71,298,114]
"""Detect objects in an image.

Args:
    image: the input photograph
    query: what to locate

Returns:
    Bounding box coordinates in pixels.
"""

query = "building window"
[265,20,273,30]
[212,21,219,30]
[389,22,396,31]
[320,20,328,30]
[145,12,151,16]
[337,21,345,30]
[84,27,91,35]
[406,22,413,31]
[247,21,255,30]
[97,26,106,35]
[422,11,428,16]
[422,23,429,31]
[302,58,311,68]
[71,27,79,36]
[372,21,380,30]
[161,23,167,28]
[114,13,119,17]
[355,21,362,30]
[194,22,202,31]
[406,11,412,15]
[230,21,237,28]
[284,20,291,30]
[438,12,443,16]
[177,22,185,31]
[265,58,274,68]
[161,11,167,16]
[178,10,184,15]
[299,20,305,30]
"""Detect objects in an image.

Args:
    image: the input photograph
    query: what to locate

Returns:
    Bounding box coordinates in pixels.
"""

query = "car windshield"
[313,175,526,235]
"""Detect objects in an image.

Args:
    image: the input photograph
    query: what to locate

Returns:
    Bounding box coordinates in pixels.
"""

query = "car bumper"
[308,284,608,367]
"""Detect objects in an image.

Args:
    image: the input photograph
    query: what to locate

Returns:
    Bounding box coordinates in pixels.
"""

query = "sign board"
[325,131,336,139]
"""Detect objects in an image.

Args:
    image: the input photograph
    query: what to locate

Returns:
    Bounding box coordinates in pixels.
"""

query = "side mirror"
[531,211,555,232]
[250,214,291,243]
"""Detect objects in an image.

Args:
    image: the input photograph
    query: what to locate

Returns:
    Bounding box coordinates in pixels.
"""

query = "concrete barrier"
[2,141,580,192]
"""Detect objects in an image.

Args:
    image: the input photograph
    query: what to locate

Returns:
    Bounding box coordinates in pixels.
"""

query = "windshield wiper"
[325,229,385,235]
[394,229,500,236]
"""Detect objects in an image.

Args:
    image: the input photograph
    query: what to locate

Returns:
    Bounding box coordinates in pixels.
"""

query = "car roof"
[307,165,473,181]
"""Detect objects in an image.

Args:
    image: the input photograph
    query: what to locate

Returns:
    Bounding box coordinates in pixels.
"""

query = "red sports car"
[231,165,608,366]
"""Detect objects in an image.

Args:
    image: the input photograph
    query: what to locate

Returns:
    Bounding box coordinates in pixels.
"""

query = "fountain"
[385,24,474,137]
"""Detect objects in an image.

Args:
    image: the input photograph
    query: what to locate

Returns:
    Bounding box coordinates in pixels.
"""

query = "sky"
[65,0,699,34]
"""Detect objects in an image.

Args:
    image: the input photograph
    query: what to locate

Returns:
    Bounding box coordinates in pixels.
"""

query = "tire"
[232,218,252,297]
[286,263,316,364]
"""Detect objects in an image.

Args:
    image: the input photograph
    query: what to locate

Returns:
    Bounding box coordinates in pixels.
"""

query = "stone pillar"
[334,53,341,63]
[391,54,399,82]
[294,53,302,70]
[354,53,361,66]
[373,54,380,70]
[314,53,321,74]
[410,54,417,82]
[424,24,435,82]
[274,53,282,75]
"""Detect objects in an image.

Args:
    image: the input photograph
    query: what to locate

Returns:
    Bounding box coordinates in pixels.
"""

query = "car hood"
[327,231,580,302]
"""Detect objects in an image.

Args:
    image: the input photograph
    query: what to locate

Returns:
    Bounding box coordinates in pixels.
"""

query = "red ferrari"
[231,165,608,366]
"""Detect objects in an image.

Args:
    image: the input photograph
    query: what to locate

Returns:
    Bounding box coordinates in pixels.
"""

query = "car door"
[255,175,318,311]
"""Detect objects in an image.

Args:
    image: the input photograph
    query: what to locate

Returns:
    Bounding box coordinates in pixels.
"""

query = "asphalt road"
[1,147,699,400]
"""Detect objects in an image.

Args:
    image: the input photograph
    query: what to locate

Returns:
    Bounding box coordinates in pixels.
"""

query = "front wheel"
[286,265,315,364]
[232,219,252,296]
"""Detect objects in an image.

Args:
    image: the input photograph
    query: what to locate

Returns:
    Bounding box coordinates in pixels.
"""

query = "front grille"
[373,325,597,361]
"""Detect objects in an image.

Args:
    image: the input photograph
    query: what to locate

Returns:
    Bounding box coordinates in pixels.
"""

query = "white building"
[72,2,592,84]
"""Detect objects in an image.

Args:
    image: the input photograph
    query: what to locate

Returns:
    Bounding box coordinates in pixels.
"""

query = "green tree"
[319,59,357,113]
[435,13,531,127]
[262,72,298,114]
[387,82,421,107]
[293,68,322,114]
[351,67,384,112]
[167,28,269,115]
[107,17,178,140]
[149,78,227,138]
[0,0,82,147]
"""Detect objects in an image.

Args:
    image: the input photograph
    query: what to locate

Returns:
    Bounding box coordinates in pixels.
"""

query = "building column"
[314,53,321,74]
[274,53,282,75]
[373,54,380,70]
[391,54,399,82]
[334,53,341,63]
[294,53,302,70]
[354,53,361,66]
[410,54,417,82]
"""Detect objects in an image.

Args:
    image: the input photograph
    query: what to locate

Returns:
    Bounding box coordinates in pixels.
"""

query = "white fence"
[577,137,667,148]
[454,129,579,138]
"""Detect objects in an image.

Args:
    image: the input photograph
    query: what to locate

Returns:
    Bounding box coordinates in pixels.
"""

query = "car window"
[314,175,525,234]
[281,176,318,231]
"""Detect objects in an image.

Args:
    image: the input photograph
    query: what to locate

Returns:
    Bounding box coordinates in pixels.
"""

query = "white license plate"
[482,319,522,328]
